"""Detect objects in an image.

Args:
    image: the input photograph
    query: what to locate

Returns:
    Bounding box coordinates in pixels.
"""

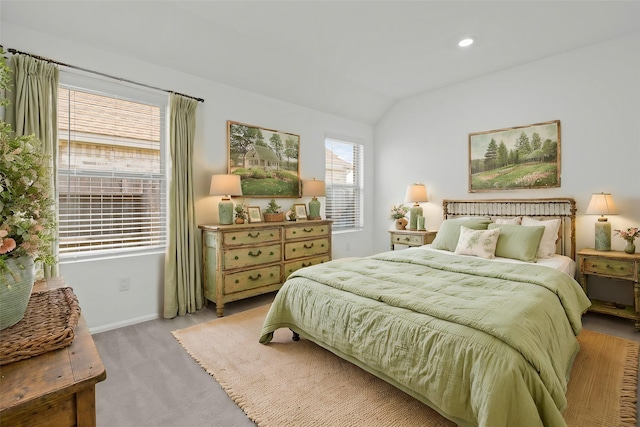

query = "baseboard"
[89,313,160,334]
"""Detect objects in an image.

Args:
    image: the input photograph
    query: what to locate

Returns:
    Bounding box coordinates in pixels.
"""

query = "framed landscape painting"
[468,120,561,192]
[227,120,301,198]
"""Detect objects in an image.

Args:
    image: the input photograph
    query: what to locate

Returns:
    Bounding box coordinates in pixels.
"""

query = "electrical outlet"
[118,277,131,291]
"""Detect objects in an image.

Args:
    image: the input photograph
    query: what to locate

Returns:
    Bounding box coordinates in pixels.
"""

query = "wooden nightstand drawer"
[284,237,330,260]
[223,228,281,246]
[583,258,635,278]
[285,224,330,240]
[224,244,281,269]
[224,265,281,294]
[391,233,424,246]
[284,255,331,277]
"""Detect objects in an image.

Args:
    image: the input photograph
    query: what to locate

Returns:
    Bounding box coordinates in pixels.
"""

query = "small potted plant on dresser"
[234,203,247,224]
[263,199,285,222]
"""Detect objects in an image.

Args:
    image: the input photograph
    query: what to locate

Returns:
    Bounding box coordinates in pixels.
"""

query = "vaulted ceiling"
[3,1,640,124]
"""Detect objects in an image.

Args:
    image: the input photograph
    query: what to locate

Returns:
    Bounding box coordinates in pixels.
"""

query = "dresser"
[200,220,332,316]
[577,249,640,330]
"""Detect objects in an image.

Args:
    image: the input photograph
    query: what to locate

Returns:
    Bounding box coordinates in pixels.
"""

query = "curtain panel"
[7,55,60,278]
[164,94,202,318]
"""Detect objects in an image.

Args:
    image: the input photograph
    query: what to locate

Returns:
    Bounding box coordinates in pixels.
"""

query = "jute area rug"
[172,305,639,427]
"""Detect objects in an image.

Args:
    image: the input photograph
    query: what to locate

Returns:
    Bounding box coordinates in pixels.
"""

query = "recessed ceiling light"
[458,38,474,47]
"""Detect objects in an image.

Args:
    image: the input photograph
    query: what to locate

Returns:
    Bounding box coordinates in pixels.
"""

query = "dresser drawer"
[284,255,331,277]
[223,228,281,246]
[583,257,635,278]
[224,244,281,269]
[284,237,330,260]
[391,233,424,246]
[224,265,281,294]
[285,224,330,240]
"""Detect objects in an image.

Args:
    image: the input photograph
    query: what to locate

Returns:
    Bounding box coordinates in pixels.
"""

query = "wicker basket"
[263,212,285,222]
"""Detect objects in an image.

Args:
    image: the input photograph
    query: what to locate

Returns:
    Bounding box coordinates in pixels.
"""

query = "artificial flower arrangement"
[0,48,56,274]
[615,227,640,244]
[389,204,409,220]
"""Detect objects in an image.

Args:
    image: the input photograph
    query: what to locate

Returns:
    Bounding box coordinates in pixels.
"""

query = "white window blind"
[57,80,167,258]
[325,138,363,231]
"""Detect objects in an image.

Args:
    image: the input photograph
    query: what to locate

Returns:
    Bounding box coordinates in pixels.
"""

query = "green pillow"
[431,218,491,252]
[488,223,545,262]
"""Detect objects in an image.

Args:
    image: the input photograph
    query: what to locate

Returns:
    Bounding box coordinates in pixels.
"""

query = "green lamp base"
[219,199,234,225]
[409,205,423,230]
[594,218,611,251]
[308,197,321,219]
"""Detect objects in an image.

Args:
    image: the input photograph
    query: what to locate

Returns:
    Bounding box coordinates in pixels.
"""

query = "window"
[57,75,167,258]
[325,138,363,231]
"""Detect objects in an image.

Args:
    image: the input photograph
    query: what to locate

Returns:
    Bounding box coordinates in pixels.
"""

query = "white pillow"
[495,217,522,225]
[454,226,500,259]
[521,217,561,258]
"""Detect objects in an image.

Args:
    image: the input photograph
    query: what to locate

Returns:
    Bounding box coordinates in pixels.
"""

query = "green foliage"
[471,163,557,190]
[264,199,282,214]
[234,203,247,220]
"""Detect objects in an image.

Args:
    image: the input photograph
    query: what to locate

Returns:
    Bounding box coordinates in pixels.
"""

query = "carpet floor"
[173,304,639,427]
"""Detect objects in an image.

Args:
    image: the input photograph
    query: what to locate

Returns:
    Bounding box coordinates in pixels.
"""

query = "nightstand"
[577,249,640,330]
[389,229,436,250]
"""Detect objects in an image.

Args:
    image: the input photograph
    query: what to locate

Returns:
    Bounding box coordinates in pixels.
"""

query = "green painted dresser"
[199,220,332,316]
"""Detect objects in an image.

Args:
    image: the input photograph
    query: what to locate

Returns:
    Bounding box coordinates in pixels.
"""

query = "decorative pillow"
[488,223,545,262]
[431,218,492,252]
[521,217,561,258]
[454,226,500,259]
[495,216,522,225]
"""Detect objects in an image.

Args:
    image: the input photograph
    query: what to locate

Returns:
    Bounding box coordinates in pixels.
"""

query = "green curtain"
[7,55,59,279]
[164,94,202,318]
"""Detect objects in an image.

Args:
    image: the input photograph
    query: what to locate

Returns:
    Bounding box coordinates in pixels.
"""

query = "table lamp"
[404,183,428,230]
[209,174,243,225]
[303,179,326,220]
[585,192,617,251]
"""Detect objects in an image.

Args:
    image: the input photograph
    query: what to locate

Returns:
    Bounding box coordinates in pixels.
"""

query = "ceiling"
[3,1,640,124]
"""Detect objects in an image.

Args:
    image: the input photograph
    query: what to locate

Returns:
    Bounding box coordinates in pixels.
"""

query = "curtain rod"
[6,47,204,103]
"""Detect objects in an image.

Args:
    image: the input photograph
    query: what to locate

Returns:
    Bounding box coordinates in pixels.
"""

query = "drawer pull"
[249,274,262,281]
[304,243,314,249]
[302,262,311,267]
[405,237,411,241]
[303,228,314,233]
[248,250,262,257]
[270,251,274,256]
[234,256,239,260]
[232,236,236,240]
[248,232,260,238]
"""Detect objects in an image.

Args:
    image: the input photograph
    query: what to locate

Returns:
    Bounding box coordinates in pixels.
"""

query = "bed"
[259,198,591,427]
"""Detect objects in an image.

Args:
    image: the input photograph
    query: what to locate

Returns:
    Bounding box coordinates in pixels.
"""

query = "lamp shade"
[585,192,617,251]
[585,193,618,216]
[302,179,326,197]
[404,183,428,204]
[209,174,242,197]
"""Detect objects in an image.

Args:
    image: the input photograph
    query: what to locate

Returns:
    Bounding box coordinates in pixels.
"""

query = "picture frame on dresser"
[468,120,561,192]
[247,206,262,223]
[227,120,301,198]
[294,204,308,221]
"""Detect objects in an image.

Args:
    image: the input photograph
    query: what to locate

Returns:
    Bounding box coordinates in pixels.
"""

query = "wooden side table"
[577,249,640,331]
[389,229,437,250]
[0,278,107,426]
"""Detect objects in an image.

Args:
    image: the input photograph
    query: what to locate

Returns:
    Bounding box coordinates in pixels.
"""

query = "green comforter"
[259,248,591,427]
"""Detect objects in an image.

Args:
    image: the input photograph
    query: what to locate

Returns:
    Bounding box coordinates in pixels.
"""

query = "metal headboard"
[443,198,577,259]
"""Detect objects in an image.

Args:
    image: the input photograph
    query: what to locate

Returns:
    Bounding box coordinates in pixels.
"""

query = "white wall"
[2,23,375,332]
[374,32,640,256]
